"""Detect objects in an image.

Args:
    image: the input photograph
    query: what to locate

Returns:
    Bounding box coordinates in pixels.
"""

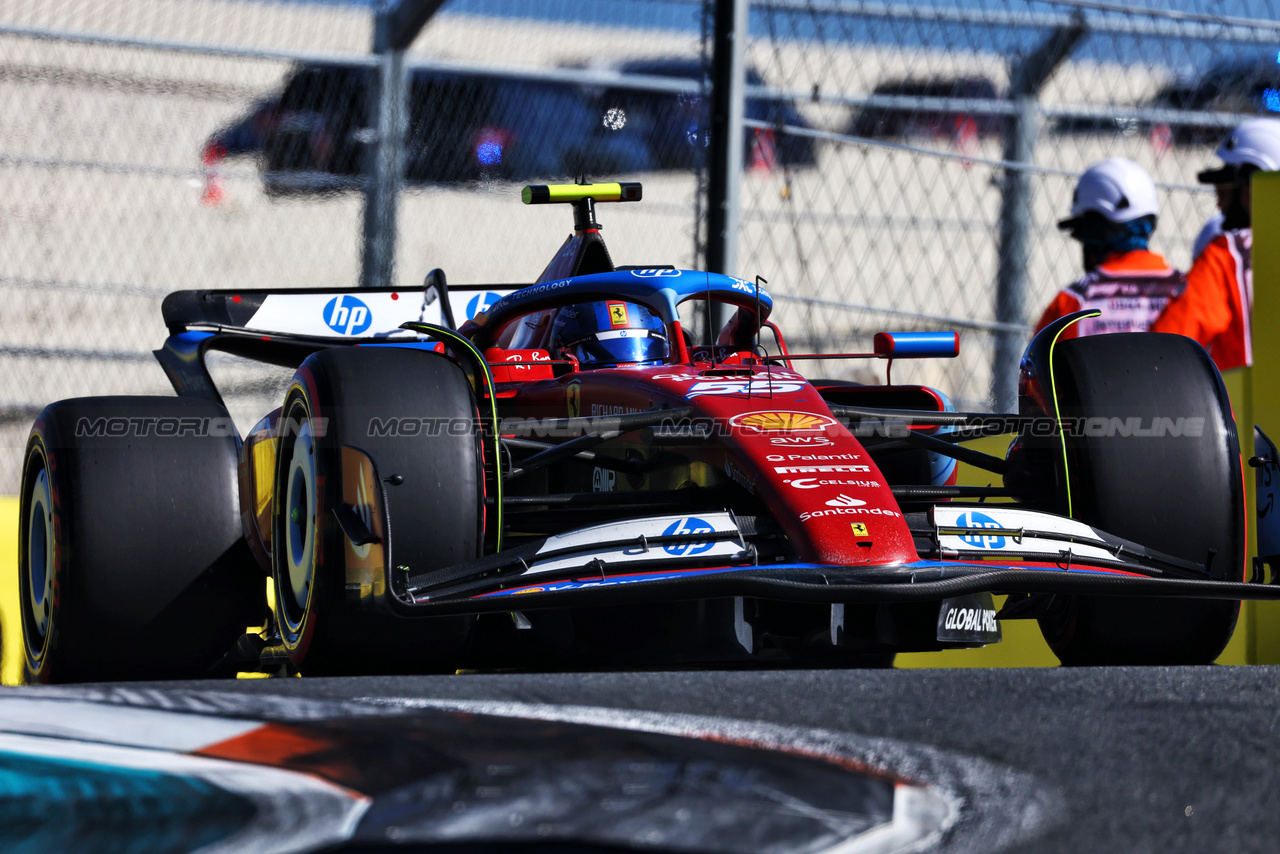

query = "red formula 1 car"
[17,182,1280,681]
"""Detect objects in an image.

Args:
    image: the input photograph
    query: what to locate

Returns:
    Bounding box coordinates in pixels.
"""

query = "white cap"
[1199,118,1280,183]
[1060,158,1159,228]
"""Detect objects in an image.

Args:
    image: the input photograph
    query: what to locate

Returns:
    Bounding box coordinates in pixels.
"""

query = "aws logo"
[324,295,372,336]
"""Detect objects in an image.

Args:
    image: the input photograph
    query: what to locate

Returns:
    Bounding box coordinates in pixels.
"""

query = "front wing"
[365,506,1280,619]
[400,559,1280,618]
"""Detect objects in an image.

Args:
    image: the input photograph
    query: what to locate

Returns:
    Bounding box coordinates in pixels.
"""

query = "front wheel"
[271,346,481,675]
[1033,333,1245,665]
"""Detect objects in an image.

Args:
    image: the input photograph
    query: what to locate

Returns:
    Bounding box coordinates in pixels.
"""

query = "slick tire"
[272,347,480,675]
[1036,333,1245,666]
[19,396,260,683]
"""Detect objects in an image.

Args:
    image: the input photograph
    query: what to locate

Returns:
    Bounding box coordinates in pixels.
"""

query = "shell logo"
[730,411,837,432]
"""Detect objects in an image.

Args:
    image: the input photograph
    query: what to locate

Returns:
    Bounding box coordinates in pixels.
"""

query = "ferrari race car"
[18,182,1280,681]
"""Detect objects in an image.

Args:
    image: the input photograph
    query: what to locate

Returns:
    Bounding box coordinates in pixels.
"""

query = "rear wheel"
[1035,333,1245,665]
[272,347,481,675]
[18,396,259,683]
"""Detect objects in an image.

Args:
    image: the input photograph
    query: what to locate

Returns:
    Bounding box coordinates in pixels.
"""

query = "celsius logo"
[629,268,681,278]
[956,511,1006,549]
[826,494,865,507]
[466,292,504,318]
[324,295,372,336]
[662,516,715,556]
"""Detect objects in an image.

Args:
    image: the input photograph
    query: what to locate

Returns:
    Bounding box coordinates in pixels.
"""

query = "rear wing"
[161,281,522,338]
[155,280,523,410]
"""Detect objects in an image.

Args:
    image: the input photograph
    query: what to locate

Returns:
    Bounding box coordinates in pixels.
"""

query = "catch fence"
[738,0,1280,410]
[0,0,1276,489]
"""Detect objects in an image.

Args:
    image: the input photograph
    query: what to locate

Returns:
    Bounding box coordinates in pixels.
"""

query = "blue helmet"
[549,301,669,368]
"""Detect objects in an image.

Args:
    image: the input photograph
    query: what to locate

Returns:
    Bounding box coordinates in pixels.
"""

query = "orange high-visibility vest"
[1151,230,1252,372]
[1035,248,1185,340]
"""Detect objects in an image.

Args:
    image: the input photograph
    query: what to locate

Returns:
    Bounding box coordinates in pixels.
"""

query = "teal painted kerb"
[0,751,256,854]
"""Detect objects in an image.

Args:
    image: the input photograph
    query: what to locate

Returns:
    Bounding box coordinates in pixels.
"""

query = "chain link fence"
[738,0,1280,410]
[0,0,707,489]
[2,0,1280,489]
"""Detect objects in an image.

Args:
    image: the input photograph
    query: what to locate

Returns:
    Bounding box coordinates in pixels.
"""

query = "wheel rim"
[20,445,55,675]
[277,402,316,645]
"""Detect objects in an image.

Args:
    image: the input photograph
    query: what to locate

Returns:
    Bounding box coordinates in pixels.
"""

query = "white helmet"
[1059,158,1159,229]
[1198,118,1280,184]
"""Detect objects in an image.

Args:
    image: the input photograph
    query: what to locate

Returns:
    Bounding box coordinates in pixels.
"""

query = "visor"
[1197,164,1242,185]
[566,329,669,367]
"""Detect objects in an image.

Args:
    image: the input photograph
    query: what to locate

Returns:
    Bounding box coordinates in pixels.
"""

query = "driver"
[548,300,669,368]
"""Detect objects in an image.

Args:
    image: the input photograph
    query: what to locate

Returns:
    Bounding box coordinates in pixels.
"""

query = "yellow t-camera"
[522,183,643,205]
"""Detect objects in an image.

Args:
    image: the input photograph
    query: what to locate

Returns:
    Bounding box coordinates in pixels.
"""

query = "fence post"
[992,17,1086,411]
[705,0,749,330]
[361,10,406,289]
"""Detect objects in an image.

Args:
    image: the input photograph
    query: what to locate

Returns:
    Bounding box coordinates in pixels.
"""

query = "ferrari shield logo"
[850,523,870,537]
[566,381,581,418]
[608,302,629,328]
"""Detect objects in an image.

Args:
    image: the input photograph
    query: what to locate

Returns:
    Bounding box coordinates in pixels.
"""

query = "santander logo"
[825,494,866,508]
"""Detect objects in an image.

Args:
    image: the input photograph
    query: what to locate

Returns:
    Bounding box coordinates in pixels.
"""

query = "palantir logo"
[956,511,1006,549]
[324,295,372,336]
[662,516,715,557]
[466,292,504,318]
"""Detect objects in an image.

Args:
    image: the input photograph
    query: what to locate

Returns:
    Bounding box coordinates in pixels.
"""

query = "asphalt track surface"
[138,664,1279,854]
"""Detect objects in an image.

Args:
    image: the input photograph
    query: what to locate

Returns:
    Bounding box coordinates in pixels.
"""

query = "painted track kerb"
[356,695,1063,854]
[17,685,1062,853]
[0,693,371,854]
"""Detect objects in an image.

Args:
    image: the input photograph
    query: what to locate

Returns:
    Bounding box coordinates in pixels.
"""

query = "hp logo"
[323,295,372,336]
[956,511,1006,549]
[629,268,681,278]
[466,292,504,318]
[662,516,715,557]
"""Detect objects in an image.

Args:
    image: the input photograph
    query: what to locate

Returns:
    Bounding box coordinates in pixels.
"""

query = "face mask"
[1071,215,1154,270]
[1219,184,1250,231]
